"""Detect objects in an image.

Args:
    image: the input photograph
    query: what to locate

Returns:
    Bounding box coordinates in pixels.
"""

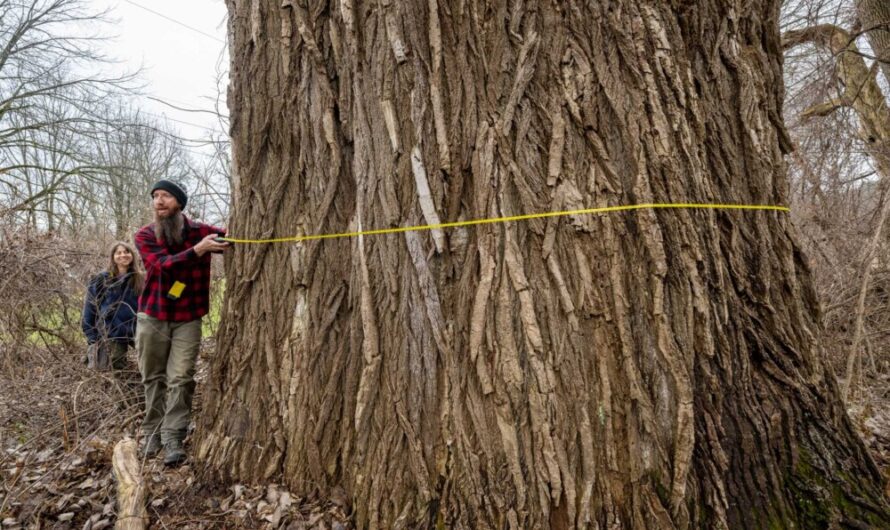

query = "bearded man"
[134,180,229,465]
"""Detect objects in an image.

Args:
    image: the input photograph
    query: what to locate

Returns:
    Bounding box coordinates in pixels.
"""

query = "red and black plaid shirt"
[134,216,224,322]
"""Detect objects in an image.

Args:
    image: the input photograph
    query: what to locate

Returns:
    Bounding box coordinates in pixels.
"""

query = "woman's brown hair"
[106,241,145,293]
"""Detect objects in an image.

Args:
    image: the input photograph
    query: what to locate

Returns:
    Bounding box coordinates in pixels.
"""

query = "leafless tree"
[782,0,890,401]
[89,103,198,238]
[0,0,135,217]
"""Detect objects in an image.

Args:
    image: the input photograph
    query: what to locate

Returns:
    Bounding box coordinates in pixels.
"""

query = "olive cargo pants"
[135,313,202,443]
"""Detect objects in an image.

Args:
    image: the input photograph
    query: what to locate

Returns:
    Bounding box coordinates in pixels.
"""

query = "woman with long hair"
[81,242,145,371]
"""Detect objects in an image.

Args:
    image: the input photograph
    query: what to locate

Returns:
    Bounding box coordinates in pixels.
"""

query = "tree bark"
[198,1,890,528]
[857,0,890,86]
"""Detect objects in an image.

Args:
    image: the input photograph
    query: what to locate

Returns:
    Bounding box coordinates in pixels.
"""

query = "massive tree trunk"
[197,1,890,528]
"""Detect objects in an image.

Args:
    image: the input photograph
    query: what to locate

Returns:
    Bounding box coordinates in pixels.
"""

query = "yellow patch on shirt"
[167,281,186,300]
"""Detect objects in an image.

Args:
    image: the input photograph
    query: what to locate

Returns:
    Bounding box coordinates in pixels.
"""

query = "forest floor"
[0,344,888,529]
[0,344,351,529]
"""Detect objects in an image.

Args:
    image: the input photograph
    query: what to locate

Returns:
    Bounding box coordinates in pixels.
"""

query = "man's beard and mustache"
[154,208,185,246]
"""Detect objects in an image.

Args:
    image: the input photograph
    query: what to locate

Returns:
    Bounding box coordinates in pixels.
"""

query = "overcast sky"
[91,0,229,149]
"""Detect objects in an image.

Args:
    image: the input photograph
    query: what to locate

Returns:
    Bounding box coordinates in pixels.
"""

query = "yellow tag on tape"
[168,281,186,300]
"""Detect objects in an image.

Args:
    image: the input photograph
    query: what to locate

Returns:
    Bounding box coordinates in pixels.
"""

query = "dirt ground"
[0,345,351,529]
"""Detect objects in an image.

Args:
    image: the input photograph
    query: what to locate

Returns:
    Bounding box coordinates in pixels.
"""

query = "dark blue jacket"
[81,272,139,345]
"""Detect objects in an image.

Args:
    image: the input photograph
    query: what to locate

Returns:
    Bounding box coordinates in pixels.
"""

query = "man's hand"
[194,233,230,256]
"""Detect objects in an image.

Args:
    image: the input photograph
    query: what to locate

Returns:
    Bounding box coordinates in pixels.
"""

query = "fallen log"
[112,438,147,530]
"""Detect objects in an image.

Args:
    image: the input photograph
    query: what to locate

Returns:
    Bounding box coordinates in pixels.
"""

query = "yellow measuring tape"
[218,202,790,244]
